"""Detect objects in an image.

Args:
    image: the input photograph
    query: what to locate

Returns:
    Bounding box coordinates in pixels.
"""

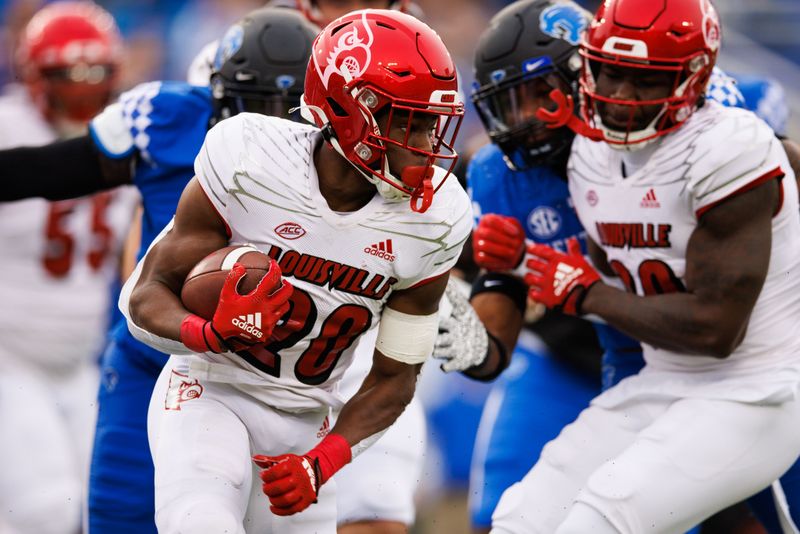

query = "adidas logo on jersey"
[365,239,395,262]
[640,188,661,208]
[231,313,263,339]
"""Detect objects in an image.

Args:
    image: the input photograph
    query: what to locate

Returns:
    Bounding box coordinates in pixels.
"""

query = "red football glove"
[180,259,293,353]
[524,237,600,316]
[473,214,526,271]
[253,433,352,516]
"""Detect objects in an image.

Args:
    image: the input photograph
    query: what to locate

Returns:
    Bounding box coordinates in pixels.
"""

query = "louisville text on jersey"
[267,245,397,300]
[595,222,673,249]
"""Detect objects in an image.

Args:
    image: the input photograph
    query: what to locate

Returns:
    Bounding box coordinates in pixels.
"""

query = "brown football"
[180,245,272,320]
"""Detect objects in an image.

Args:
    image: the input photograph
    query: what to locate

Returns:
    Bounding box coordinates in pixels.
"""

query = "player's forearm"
[0,136,125,201]
[465,292,522,379]
[331,361,419,449]
[582,283,745,358]
[472,292,523,357]
[129,279,191,341]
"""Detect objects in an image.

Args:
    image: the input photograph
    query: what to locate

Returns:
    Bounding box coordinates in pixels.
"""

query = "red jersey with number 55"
[569,102,800,392]
[0,85,139,372]
[187,113,471,411]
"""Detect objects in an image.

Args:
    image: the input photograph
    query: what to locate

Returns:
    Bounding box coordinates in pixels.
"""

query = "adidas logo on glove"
[231,313,264,339]
[553,263,584,297]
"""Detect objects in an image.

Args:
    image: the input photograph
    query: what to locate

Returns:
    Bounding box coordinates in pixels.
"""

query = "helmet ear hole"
[326,97,349,118]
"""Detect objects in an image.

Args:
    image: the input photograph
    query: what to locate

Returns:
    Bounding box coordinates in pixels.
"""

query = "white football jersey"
[191,113,472,411]
[569,101,800,397]
[0,85,139,372]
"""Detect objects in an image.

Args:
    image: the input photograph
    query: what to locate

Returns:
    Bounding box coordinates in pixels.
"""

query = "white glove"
[433,278,489,372]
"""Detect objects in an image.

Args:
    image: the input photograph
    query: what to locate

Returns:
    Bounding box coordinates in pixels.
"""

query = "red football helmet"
[579,0,720,148]
[16,2,122,129]
[301,9,463,213]
[296,0,411,27]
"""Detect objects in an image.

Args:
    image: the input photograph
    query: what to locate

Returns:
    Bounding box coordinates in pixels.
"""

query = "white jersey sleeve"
[193,111,251,218]
[390,171,473,290]
[685,105,786,217]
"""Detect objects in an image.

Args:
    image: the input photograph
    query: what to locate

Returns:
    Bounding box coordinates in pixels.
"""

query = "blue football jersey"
[734,73,789,137]
[467,144,641,358]
[88,80,213,359]
[90,81,213,259]
[705,66,747,109]
[706,67,788,136]
[468,144,586,253]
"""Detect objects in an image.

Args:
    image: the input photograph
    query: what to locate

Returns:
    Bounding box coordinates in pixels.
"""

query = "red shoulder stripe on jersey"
[408,270,448,290]
[695,166,784,219]
[197,179,232,239]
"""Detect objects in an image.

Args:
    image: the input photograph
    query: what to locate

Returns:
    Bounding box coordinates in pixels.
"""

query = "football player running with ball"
[292,5,432,534]
[123,10,471,534]
[491,0,800,532]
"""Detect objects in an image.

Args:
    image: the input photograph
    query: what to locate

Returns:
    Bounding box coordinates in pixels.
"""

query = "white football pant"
[148,356,337,534]
[492,395,800,533]
[0,362,98,534]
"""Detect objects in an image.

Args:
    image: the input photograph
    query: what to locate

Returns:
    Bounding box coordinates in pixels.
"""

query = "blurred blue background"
[3,0,798,138]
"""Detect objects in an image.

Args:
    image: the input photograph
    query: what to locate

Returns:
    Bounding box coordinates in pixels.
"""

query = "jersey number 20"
[610,259,686,295]
[237,287,372,385]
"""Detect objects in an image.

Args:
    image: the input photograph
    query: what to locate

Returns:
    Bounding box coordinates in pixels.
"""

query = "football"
[180,245,272,320]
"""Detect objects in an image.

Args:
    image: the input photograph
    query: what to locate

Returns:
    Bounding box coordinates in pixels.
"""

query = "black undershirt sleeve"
[0,135,131,201]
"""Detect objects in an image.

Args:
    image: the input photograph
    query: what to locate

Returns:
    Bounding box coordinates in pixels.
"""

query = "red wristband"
[306,433,352,485]
[180,314,223,353]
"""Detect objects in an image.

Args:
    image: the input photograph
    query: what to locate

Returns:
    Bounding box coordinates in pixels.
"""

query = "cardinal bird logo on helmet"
[701,0,721,52]
[317,11,375,89]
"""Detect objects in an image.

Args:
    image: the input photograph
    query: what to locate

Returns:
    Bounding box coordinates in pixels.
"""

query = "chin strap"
[410,177,433,213]
[536,89,604,142]
[404,165,434,213]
